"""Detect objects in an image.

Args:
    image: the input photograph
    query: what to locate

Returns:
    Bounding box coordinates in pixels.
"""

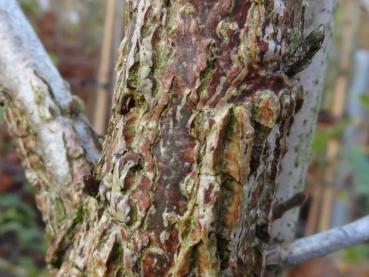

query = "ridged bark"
[1,0,325,276]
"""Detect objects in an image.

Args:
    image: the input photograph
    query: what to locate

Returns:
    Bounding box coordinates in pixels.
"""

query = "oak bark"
[0,0,325,276]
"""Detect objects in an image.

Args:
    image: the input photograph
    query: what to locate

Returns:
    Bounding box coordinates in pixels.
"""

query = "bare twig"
[267,216,369,266]
[273,192,307,220]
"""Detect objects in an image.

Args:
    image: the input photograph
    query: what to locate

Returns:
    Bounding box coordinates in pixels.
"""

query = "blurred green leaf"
[312,119,352,155]
[336,189,350,201]
[0,208,29,225]
[0,195,46,253]
[0,105,4,126]
[359,94,369,113]
[346,148,369,195]
[49,52,60,66]
[19,0,41,17]
[343,244,369,264]
[19,257,46,277]
[0,221,41,239]
[0,195,37,220]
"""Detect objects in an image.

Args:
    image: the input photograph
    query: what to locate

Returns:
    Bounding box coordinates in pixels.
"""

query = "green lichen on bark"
[50,0,323,276]
[0,78,96,271]
[1,0,325,276]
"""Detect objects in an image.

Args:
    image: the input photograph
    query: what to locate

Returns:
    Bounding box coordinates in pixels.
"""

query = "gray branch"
[0,0,101,234]
[271,0,338,242]
[267,216,369,266]
[0,0,100,174]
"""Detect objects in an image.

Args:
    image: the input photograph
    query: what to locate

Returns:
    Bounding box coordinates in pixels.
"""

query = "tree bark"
[0,0,325,276]
[0,0,100,254]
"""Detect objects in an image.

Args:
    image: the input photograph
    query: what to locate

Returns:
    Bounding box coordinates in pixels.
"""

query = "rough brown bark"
[1,0,325,276]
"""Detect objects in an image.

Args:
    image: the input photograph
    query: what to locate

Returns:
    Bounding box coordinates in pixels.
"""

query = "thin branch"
[272,192,306,220]
[0,0,100,165]
[267,215,369,266]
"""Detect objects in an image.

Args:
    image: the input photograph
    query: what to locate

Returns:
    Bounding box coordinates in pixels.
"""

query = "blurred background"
[0,0,368,276]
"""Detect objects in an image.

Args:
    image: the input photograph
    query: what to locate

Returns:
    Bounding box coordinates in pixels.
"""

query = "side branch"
[267,216,369,266]
[0,0,100,238]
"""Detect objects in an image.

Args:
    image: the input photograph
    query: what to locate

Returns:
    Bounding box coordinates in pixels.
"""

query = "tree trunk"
[0,0,325,276]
